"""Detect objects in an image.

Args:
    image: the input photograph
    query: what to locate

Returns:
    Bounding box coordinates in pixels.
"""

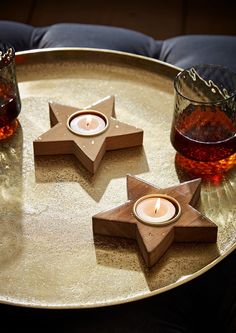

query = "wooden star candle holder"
[92,175,218,267]
[33,96,143,173]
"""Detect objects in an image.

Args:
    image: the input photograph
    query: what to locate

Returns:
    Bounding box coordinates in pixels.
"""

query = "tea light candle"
[133,194,181,226]
[67,110,109,136]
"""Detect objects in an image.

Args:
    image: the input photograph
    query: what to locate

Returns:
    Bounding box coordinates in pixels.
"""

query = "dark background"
[1,0,236,39]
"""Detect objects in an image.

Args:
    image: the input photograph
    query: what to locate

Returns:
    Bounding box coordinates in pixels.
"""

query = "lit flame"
[86,115,92,127]
[154,198,160,214]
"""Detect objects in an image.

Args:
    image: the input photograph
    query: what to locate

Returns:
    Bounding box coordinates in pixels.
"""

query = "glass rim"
[0,43,15,69]
[174,64,236,105]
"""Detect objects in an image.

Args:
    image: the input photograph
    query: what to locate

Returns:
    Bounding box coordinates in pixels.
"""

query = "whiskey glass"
[170,64,236,162]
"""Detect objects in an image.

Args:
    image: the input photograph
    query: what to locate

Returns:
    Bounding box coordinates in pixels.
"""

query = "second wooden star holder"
[92,175,218,267]
[33,96,143,173]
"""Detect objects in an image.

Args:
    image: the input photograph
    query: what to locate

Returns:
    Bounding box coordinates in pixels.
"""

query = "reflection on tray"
[175,152,236,184]
[0,124,24,268]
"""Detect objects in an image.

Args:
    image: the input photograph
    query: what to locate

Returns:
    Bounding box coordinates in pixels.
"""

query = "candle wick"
[85,115,93,127]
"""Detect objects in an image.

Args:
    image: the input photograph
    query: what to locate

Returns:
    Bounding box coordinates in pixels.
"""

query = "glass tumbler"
[0,43,21,140]
[170,64,236,162]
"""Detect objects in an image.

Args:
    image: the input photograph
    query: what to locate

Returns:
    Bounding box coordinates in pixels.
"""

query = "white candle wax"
[134,195,177,225]
[68,110,108,136]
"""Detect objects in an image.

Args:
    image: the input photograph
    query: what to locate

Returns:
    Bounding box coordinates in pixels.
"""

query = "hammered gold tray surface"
[0,49,235,308]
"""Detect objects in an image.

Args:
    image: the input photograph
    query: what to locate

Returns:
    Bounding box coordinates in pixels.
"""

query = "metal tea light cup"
[0,43,21,140]
[170,64,236,162]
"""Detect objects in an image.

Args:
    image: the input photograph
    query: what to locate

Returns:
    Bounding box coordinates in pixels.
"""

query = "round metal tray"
[0,48,235,308]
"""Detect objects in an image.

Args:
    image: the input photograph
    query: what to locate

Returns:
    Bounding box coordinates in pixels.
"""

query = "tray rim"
[16,46,182,70]
[1,47,234,309]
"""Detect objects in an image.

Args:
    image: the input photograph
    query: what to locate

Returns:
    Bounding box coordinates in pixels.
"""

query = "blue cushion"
[0,21,34,51]
[0,20,162,59]
[34,23,162,59]
[159,34,236,72]
[1,21,236,73]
